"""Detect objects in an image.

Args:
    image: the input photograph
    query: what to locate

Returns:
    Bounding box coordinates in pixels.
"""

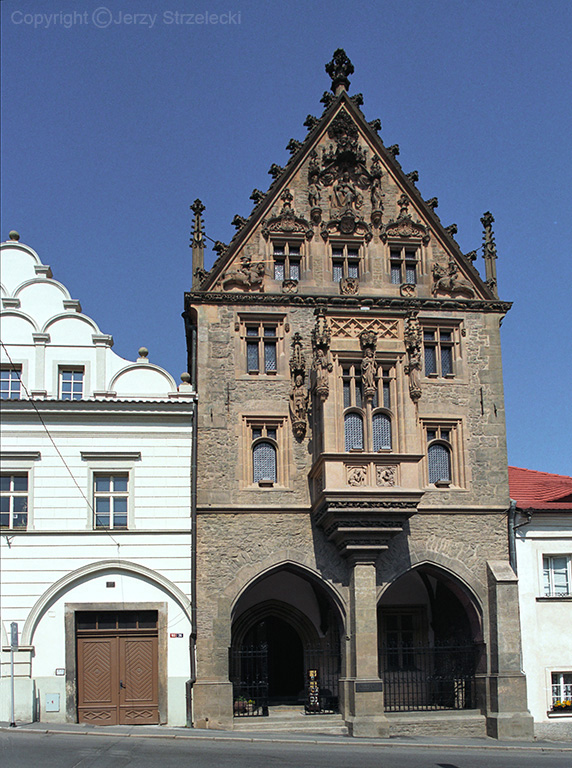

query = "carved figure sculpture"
[360,330,378,400]
[289,333,308,439]
[376,466,396,487]
[308,174,322,208]
[222,256,265,291]
[432,261,475,299]
[371,177,383,211]
[347,466,367,486]
[312,309,333,402]
[333,171,362,209]
[404,312,422,403]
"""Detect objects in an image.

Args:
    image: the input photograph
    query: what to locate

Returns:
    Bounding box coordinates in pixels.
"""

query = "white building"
[510,466,572,740]
[0,232,196,726]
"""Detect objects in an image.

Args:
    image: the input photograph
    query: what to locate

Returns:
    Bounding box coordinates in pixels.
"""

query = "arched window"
[372,412,392,451]
[344,412,364,451]
[428,443,451,484]
[253,440,277,483]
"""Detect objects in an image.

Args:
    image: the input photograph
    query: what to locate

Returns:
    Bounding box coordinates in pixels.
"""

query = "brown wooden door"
[77,629,159,725]
[118,636,158,724]
[77,636,120,724]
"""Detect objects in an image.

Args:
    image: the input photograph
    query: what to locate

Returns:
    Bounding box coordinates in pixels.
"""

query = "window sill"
[536,596,572,602]
[547,710,572,718]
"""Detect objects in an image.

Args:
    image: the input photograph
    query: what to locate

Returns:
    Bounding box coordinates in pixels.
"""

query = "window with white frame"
[332,244,361,283]
[273,242,301,281]
[423,328,455,377]
[543,555,571,597]
[342,362,395,452]
[1,367,22,399]
[390,246,418,285]
[551,672,572,710]
[0,473,28,529]
[59,367,84,400]
[94,473,128,529]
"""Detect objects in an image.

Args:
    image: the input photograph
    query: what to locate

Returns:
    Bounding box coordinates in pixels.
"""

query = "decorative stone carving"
[333,170,363,210]
[387,144,400,158]
[465,250,477,262]
[320,209,373,243]
[311,308,333,402]
[432,260,475,299]
[360,330,378,399]
[370,176,384,226]
[320,91,335,109]
[281,279,298,294]
[340,276,359,295]
[406,170,419,184]
[286,138,303,155]
[376,465,396,487]
[381,194,430,245]
[222,255,265,292]
[268,163,284,180]
[425,197,439,211]
[347,465,367,486]
[445,223,458,238]
[212,241,228,258]
[368,118,382,133]
[481,211,498,296]
[400,284,416,298]
[330,317,399,340]
[261,189,314,241]
[250,189,266,205]
[231,214,247,231]
[304,114,319,131]
[289,332,309,439]
[404,311,422,403]
[350,93,364,107]
[325,48,354,93]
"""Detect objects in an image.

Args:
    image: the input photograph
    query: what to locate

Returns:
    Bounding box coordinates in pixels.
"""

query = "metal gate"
[304,646,340,714]
[229,644,269,717]
[382,644,478,712]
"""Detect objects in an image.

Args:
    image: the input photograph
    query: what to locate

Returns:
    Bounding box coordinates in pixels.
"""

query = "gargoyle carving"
[222,256,265,292]
[432,260,475,299]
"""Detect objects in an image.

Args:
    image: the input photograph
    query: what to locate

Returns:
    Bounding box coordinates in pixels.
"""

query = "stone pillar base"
[486,711,534,740]
[343,678,389,738]
[192,680,234,730]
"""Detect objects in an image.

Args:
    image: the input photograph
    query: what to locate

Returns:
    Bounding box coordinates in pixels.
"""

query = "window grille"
[344,412,364,451]
[253,441,277,483]
[372,412,392,451]
[428,443,451,484]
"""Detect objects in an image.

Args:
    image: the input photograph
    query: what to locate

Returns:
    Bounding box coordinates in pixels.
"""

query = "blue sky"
[2,0,571,474]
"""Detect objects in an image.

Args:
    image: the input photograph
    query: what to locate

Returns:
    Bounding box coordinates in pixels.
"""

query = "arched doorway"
[378,565,483,713]
[230,566,344,717]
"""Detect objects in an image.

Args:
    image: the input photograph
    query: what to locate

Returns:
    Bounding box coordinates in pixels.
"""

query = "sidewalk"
[1,720,571,752]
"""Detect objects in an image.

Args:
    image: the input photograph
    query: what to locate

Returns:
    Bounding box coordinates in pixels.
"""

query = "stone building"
[184,51,533,738]
[1,233,196,726]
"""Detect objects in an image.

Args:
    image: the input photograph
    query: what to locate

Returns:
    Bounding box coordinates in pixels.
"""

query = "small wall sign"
[170,633,183,638]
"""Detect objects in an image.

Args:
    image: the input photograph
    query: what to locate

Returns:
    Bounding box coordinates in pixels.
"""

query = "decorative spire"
[325,48,354,96]
[190,199,206,289]
[481,211,498,297]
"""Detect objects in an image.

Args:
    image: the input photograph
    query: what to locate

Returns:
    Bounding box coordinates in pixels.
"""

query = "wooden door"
[77,615,159,725]
[118,636,159,724]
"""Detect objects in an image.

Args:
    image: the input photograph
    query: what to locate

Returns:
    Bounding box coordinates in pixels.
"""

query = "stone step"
[232,708,347,734]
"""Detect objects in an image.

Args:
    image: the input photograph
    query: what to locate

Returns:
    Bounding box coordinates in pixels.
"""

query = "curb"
[2,725,571,752]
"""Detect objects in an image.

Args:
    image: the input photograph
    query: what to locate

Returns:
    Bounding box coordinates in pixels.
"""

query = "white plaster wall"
[516,517,572,728]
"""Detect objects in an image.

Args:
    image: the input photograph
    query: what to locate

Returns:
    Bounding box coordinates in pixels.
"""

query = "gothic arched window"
[253,440,277,483]
[372,412,392,451]
[428,442,451,484]
[344,411,364,451]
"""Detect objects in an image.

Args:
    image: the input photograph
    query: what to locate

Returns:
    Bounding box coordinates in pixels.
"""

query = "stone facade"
[184,51,533,738]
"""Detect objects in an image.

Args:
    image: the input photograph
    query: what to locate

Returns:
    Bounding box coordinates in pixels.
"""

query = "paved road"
[2,731,571,768]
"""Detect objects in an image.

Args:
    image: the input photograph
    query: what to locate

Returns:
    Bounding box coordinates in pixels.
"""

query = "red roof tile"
[508,466,572,511]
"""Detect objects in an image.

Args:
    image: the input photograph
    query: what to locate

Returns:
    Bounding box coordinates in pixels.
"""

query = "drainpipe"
[184,312,198,727]
[507,498,532,574]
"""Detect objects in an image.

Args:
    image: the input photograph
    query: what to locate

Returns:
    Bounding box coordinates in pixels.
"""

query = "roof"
[508,466,572,512]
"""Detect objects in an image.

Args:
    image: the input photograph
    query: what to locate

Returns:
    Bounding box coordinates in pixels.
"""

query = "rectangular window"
[390,247,417,285]
[59,368,84,400]
[243,322,280,374]
[0,473,28,530]
[273,242,301,282]
[551,672,572,710]
[1,367,21,399]
[543,555,571,597]
[423,328,455,377]
[94,473,128,529]
[332,245,360,282]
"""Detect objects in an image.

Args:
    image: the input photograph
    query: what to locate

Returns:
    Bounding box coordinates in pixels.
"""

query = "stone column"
[344,557,389,737]
[485,561,534,739]
[192,595,234,730]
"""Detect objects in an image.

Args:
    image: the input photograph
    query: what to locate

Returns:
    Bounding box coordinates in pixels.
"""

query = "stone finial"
[190,199,206,290]
[425,197,439,211]
[406,171,419,184]
[387,144,400,158]
[231,214,247,231]
[325,48,354,95]
[268,163,284,180]
[9,230,20,241]
[481,211,498,297]
[445,223,458,237]
[286,138,302,155]
[368,119,381,133]
[180,372,191,383]
[304,114,319,131]
[138,347,149,361]
[250,189,266,205]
